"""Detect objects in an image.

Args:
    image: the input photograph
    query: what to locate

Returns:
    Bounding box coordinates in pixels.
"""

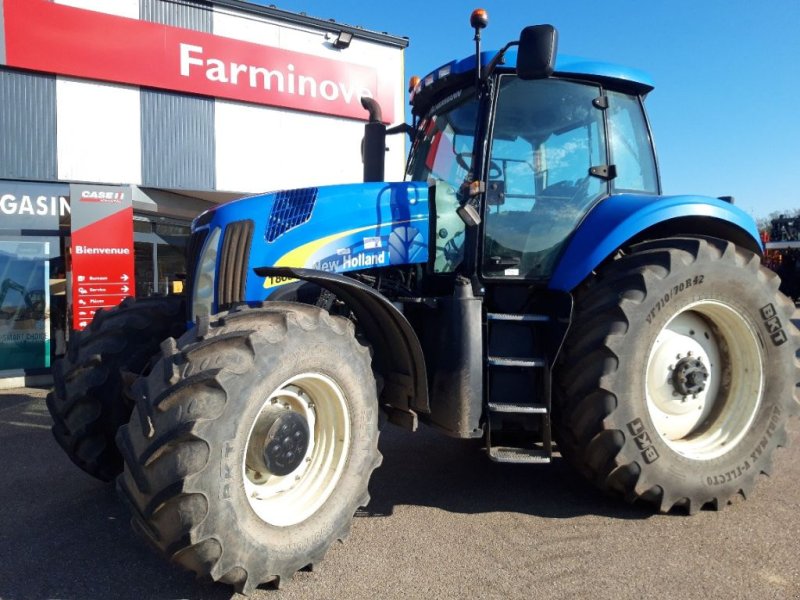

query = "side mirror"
[517,25,558,80]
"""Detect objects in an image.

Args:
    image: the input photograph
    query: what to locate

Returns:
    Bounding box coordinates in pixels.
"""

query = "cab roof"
[411,49,654,114]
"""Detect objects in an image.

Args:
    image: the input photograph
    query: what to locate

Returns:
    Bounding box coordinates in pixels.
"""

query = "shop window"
[0,238,60,372]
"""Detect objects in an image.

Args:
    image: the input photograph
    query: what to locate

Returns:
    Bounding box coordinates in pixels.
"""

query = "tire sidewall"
[606,252,793,498]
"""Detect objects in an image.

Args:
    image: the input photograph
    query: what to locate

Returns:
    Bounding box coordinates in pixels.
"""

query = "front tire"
[116,303,380,593]
[554,237,798,513]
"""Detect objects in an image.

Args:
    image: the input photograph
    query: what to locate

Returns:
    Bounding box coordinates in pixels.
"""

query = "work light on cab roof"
[471,8,489,79]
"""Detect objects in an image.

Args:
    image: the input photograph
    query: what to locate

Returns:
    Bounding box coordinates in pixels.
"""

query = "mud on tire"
[46,295,186,481]
[554,236,799,513]
[116,303,381,594]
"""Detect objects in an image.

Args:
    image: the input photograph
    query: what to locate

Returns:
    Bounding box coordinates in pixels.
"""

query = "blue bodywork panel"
[549,194,762,292]
[196,182,429,308]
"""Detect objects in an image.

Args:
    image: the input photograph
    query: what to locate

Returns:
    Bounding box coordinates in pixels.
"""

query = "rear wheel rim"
[644,300,763,461]
[243,372,351,527]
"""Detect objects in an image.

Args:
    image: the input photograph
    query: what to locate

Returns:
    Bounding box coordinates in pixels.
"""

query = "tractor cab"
[406,19,659,287]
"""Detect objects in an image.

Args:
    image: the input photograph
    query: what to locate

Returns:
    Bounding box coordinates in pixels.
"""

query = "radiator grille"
[265,188,318,242]
[218,220,254,310]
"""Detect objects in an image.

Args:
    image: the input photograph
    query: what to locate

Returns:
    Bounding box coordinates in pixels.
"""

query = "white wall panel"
[275,32,406,179]
[213,11,282,47]
[215,100,369,193]
[213,8,406,186]
[54,0,139,18]
[56,78,141,185]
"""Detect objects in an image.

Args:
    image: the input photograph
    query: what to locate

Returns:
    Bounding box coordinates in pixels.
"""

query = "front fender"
[254,266,430,424]
[549,194,762,292]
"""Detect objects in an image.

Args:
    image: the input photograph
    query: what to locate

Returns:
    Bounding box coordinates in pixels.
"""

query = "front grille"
[218,220,254,310]
[185,228,209,313]
[265,188,318,242]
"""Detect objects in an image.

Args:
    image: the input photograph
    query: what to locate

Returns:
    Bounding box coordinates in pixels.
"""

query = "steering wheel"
[455,152,502,178]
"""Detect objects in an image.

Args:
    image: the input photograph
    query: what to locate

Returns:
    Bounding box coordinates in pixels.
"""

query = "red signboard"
[2,0,394,123]
[70,185,135,331]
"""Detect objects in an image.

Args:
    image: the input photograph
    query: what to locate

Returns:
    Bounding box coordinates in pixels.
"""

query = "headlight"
[191,227,221,322]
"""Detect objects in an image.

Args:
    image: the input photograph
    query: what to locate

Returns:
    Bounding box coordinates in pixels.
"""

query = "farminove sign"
[2,0,395,123]
[179,44,375,105]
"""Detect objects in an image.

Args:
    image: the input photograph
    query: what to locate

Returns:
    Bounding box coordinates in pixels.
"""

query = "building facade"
[0,0,408,386]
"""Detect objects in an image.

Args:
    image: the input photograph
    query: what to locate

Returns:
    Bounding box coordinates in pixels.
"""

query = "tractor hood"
[193,182,430,299]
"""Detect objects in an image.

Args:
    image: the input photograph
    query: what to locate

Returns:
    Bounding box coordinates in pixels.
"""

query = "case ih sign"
[0,0,394,122]
[70,185,135,331]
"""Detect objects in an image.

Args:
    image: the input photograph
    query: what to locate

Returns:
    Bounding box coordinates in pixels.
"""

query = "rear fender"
[254,266,429,427]
[549,194,762,292]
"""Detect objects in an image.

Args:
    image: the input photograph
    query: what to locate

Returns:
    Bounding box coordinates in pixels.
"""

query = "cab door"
[482,76,608,280]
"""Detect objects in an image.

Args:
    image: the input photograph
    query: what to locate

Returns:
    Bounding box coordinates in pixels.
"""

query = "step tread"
[487,356,546,368]
[488,446,551,464]
[487,312,550,322]
[488,402,548,414]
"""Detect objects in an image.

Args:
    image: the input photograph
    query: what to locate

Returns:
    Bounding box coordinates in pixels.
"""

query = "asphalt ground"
[1,387,798,600]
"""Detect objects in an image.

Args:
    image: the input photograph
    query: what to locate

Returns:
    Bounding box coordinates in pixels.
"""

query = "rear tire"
[46,296,186,481]
[116,303,380,593]
[554,237,798,513]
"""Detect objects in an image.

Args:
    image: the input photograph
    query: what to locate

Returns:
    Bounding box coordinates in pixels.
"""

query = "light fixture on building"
[333,31,352,49]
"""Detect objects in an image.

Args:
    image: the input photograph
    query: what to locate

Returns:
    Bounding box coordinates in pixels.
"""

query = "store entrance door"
[133,216,190,297]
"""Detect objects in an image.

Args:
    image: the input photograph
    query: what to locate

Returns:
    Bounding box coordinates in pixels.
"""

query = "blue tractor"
[47,11,798,594]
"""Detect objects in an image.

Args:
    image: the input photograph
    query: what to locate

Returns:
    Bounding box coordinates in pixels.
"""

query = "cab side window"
[607,91,659,194]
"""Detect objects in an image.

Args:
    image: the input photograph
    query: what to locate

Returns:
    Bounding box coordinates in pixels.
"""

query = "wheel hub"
[243,374,351,527]
[645,303,764,461]
[671,356,709,397]
[261,411,310,476]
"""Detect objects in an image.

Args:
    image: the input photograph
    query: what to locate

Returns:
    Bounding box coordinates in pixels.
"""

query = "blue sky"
[250,0,799,220]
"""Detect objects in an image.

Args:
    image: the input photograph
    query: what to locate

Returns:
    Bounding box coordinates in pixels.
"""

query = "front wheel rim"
[243,372,351,527]
[644,300,763,461]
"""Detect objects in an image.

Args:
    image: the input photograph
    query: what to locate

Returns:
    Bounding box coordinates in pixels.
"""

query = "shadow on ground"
[0,391,648,600]
[362,423,651,521]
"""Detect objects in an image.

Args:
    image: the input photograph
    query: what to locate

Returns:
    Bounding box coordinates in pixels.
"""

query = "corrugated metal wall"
[140,0,215,190]
[140,0,211,28]
[0,68,57,181]
[0,0,7,66]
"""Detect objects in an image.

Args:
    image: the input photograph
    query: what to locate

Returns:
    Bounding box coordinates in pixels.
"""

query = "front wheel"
[554,237,798,513]
[116,303,380,593]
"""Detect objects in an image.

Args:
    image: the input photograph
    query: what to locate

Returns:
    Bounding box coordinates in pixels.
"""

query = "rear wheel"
[46,296,186,481]
[116,303,380,593]
[554,237,798,513]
